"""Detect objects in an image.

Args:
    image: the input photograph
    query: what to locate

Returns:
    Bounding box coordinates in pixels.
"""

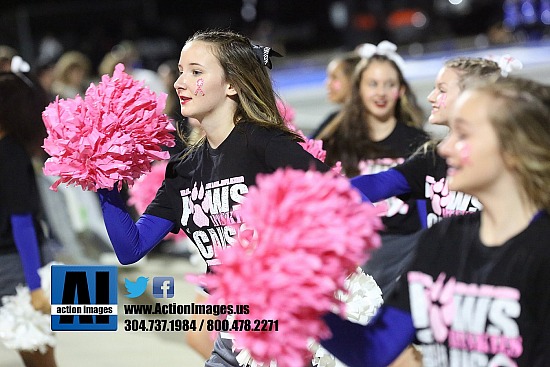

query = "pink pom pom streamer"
[127,161,167,214]
[192,168,383,367]
[42,63,175,191]
[277,98,340,174]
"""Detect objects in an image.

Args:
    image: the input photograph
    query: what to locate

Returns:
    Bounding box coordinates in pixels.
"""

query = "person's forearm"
[11,213,42,290]
[321,306,416,367]
[97,189,174,264]
[350,169,410,203]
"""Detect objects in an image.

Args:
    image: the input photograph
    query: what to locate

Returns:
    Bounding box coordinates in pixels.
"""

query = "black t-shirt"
[394,148,483,228]
[357,122,429,235]
[388,211,550,366]
[145,121,330,268]
[0,135,44,254]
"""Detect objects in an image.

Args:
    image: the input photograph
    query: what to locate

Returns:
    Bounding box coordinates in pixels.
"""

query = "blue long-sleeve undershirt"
[11,213,42,290]
[97,189,174,265]
[321,305,416,367]
[350,169,410,203]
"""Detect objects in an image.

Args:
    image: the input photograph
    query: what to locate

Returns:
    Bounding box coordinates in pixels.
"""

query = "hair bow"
[355,40,405,70]
[484,54,523,77]
[497,54,523,77]
[11,55,30,73]
[252,44,282,69]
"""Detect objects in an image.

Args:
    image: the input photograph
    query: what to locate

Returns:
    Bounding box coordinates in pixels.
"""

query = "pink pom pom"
[300,136,326,163]
[42,63,175,191]
[127,161,167,214]
[192,168,383,367]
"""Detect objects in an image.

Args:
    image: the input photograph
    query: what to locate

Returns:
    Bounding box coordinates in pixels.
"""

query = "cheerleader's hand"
[30,288,51,314]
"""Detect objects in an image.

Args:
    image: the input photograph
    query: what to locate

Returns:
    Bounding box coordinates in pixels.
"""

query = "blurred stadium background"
[1,0,549,133]
[2,0,549,66]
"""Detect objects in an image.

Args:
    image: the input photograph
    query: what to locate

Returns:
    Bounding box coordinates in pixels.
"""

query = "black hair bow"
[252,44,282,69]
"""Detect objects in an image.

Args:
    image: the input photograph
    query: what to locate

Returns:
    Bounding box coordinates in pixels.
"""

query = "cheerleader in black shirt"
[97,30,330,366]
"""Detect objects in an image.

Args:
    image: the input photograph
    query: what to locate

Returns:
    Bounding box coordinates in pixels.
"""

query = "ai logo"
[50,265,118,331]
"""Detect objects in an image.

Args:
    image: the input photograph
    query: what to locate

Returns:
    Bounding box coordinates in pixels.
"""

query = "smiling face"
[438,90,508,197]
[427,66,462,126]
[359,60,402,123]
[174,40,236,122]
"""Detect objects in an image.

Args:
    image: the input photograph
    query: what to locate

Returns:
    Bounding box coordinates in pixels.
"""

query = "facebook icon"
[152,277,174,298]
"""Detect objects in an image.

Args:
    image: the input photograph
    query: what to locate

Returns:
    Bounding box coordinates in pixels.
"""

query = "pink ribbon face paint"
[194,78,205,96]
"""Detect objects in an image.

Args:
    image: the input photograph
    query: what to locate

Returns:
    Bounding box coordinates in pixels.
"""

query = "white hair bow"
[485,54,523,77]
[355,40,405,70]
[11,55,30,73]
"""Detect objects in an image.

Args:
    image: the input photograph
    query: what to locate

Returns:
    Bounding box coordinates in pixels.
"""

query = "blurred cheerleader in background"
[0,68,57,366]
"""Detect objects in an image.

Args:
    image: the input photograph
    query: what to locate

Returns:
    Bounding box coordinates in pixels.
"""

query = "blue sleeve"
[357,189,371,203]
[320,306,416,367]
[11,213,42,290]
[350,169,411,203]
[97,189,175,265]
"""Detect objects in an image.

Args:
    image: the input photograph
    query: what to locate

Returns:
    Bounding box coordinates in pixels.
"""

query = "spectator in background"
[98,40,164,94]
[51,50,92,99]
[34,57,57,101]
[0,46,18,72]
[157,59,182,120]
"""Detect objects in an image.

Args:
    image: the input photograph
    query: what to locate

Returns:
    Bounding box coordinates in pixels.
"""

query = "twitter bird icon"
[124,276,149,298]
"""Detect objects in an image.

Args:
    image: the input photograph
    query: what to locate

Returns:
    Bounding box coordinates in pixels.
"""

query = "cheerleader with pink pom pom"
[45,29,357,366]
[97,29,344,366]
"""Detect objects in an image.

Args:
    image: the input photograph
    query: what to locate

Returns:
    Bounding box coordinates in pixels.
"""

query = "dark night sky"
[0,0,512,69]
